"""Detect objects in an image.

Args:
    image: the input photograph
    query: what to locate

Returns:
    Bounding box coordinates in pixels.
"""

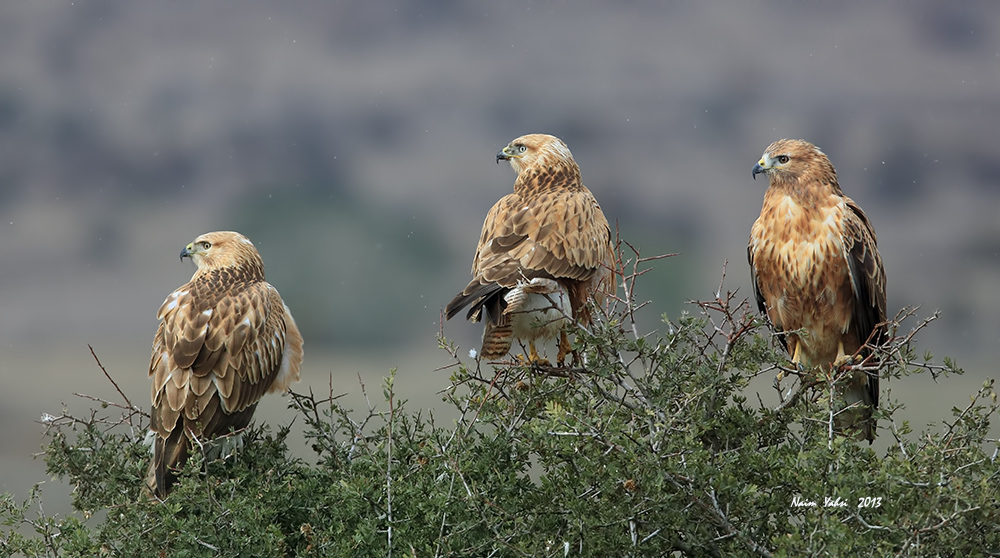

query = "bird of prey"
[748,139,886,442]
[446,134,613,366]
[146,231,303,496]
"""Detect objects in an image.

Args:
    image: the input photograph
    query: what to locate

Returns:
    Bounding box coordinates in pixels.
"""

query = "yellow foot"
[833,341,853,368]
[791,342,802,369]
[517,343,550,367]
[515,354,547,366]
[833,354,854,369]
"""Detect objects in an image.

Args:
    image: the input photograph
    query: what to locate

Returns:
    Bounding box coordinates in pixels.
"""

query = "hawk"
[445,134,613,366]
[146,231,304,496]
[748,139,886,442]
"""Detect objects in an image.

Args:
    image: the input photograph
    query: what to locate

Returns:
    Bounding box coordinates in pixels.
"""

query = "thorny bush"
[2,239,997,557]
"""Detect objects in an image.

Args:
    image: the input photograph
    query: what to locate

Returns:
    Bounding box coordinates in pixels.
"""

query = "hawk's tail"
[480,319,513,360]
[146,426,190,498]
[836,372,877,444]
[446,283,506,321]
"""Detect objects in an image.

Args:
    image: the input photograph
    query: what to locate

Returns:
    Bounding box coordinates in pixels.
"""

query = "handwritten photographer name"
[791,495,882,509]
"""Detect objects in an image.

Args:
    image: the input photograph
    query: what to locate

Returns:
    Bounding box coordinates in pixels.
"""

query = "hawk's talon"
[515,343,550,367]
[833,340,854,369]
[833,354,854,369]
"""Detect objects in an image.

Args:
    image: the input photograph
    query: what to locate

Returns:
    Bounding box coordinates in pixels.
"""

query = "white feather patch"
[505,278,571,342]
[143,430,157,454]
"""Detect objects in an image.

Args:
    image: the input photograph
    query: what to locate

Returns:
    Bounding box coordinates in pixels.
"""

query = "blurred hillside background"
[1,1,998,519]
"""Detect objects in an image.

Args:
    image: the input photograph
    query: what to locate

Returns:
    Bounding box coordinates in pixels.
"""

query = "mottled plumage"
[146,231,303,496]
[446,134,613,365]
[749,139,886,442]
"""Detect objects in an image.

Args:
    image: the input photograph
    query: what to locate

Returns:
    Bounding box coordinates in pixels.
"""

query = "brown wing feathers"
[844,199,887,350]
[844,199,887,416]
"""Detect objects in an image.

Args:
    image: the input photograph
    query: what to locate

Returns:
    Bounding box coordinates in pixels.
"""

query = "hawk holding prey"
[446,134,613,366]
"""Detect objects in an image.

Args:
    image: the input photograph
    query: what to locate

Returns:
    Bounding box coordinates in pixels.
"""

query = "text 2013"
[857,497,882,508]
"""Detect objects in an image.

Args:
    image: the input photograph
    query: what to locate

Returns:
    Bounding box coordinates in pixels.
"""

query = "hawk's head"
[181,231,264,276]
[752,138,837,188]
[497,133,575,175]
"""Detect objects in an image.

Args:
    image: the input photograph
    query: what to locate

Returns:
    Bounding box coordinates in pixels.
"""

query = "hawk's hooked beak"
[496,145,519,164]
[752,159,768,180]
[180,245,193,261]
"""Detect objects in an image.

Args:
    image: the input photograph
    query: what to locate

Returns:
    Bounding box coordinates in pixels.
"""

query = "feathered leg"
[557,330,572,367]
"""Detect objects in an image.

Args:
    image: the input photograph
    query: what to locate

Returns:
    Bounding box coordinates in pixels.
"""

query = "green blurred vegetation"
[226,189,695,349]
[231,190,453,346]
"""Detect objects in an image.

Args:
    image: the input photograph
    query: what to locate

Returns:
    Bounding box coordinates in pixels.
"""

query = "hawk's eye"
[201,241,212,250]
[517,145,527,154]
[777,155,790,164]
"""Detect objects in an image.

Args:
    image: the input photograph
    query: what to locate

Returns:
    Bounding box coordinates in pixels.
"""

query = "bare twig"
[88,345,141,415]
[917,505,982,534]
[81,345,149,431]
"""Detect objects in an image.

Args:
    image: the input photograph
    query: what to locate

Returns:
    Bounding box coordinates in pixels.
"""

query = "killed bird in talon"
[145,231,303,497]
[748,139,887,443]
[445,134,614,366]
